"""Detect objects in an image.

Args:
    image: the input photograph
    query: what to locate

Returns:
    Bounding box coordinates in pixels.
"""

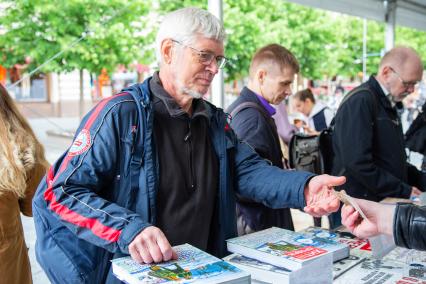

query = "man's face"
[293,98,312,117]
[385,63,422,102]
[260,66,295,105]
[170,37,224,98]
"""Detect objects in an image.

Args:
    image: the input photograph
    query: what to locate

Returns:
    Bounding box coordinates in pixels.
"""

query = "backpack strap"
[230,101,269,121]
[330,86,378,128]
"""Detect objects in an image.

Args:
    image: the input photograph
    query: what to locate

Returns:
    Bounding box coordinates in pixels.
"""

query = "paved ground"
[24,117,79,284]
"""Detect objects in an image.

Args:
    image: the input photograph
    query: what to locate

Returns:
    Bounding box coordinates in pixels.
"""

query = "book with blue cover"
[111,243,250,284]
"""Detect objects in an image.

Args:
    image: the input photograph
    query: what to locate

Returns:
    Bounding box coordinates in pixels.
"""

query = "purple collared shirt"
[254,93,276,116]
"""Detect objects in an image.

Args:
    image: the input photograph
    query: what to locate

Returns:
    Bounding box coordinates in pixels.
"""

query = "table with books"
[109,193,426,283]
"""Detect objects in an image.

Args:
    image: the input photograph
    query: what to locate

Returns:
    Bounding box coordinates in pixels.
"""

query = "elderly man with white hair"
[33,7,345,283]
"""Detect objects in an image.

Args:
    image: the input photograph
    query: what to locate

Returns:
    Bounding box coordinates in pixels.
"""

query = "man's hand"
[411,186,422,198]
[341,198,396,239]
[303,175,346,217]
[128,226,177,264]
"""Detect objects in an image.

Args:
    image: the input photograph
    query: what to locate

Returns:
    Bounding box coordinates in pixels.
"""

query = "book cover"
[223,253,332,284]
[226,227,333,271]
[334,258,426,284]
[334,231,372,258]
[298,226,350,262]
[333,254,366,279]
[111,243,250,284]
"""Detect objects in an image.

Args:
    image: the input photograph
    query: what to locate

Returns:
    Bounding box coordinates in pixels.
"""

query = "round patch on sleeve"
[68,129,92,156]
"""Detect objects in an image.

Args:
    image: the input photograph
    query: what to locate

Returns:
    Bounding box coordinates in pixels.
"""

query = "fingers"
[341,205,359,231]
[324,175,346,187]
[341,204,355,220]
[156,230,176,261]
[304,193,340,217]
[128,226,173,264]
[129,242,143,264]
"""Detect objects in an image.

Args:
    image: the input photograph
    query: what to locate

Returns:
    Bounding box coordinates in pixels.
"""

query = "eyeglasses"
[172,40,228,69]
[390,67,420,90]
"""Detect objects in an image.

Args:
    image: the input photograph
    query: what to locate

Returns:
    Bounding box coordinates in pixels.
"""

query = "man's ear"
[380,65,392,79]
[257,69,267,85]
[161,39,174,64]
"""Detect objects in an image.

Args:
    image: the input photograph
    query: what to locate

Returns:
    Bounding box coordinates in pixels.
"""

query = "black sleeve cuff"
[393,203,426,251]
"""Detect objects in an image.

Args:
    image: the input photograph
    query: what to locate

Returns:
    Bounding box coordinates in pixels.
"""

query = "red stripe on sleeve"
[43,92,132,243]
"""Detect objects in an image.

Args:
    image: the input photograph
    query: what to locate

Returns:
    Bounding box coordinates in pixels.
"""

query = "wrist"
[378,204,396,236]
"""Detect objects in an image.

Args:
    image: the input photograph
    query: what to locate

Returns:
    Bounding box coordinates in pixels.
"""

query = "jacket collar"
[240,87,275,116]
[149,72,210,121]
[367,75,394,111]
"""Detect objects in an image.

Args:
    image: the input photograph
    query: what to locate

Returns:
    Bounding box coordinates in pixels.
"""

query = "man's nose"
[206,60,219,74]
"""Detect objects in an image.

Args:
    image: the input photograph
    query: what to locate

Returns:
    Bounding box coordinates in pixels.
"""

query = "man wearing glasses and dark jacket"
[331,46,426,228]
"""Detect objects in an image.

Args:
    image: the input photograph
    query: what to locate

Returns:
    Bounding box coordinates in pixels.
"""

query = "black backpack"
[289,87,375,174]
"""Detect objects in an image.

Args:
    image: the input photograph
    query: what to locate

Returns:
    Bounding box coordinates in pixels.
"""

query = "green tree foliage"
[0,0,153,74]
[1,0,425,81]
[396,26,426,66]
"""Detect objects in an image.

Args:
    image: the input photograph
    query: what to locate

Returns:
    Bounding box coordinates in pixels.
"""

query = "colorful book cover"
[226,227,333,270]
[111,243,250,284]
[298,227,350,261]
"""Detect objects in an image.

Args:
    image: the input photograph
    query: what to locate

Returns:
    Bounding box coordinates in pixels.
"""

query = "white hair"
[155,7,226,65]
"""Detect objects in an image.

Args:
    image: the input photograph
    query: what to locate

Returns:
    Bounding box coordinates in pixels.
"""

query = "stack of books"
[225,227,348,283]
[111,243,250,283]
[333,230,426,283]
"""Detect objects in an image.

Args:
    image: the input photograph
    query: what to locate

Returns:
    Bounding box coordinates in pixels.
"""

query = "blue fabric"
[312,108,327,131]
[33,77,313,284]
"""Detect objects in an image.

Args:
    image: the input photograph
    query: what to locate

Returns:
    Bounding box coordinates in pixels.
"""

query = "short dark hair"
[249,44,299,78]
[293,88,315,103]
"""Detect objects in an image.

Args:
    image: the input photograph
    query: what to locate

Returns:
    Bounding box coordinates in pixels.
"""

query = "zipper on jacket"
[184,120,195,191]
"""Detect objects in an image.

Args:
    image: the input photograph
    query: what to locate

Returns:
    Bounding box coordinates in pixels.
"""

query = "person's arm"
[393,203,426,251]
[334,93,411,199]
[19,160,49,216]
[407,162,426,192]
[44,98,152,255]
[231,129,344,215]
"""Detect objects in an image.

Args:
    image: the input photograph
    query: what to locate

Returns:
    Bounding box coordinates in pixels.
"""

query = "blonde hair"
[0,84,48,197]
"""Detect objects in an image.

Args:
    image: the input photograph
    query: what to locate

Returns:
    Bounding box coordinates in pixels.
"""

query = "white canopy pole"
[384,0,397,52]
[208,0,225,108]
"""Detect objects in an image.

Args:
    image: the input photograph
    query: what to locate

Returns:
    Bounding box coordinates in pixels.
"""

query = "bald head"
[377,46,424,102]
[379,46,423,75]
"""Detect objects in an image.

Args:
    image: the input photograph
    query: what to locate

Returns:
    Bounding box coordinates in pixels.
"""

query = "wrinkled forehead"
[191,36,224,55]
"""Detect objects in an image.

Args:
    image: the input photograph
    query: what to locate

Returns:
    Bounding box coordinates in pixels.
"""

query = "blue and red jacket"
[32,77,313,283]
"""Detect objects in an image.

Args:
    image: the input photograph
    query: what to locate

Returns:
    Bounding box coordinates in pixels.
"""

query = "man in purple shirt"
[226,44,299,234]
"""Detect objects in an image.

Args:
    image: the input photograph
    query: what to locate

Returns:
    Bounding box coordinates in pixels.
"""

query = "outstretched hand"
[341,198,396,239]
[303,175,346,217]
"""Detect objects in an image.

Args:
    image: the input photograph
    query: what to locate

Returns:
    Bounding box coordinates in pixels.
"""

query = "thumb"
[322,175,346,187]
